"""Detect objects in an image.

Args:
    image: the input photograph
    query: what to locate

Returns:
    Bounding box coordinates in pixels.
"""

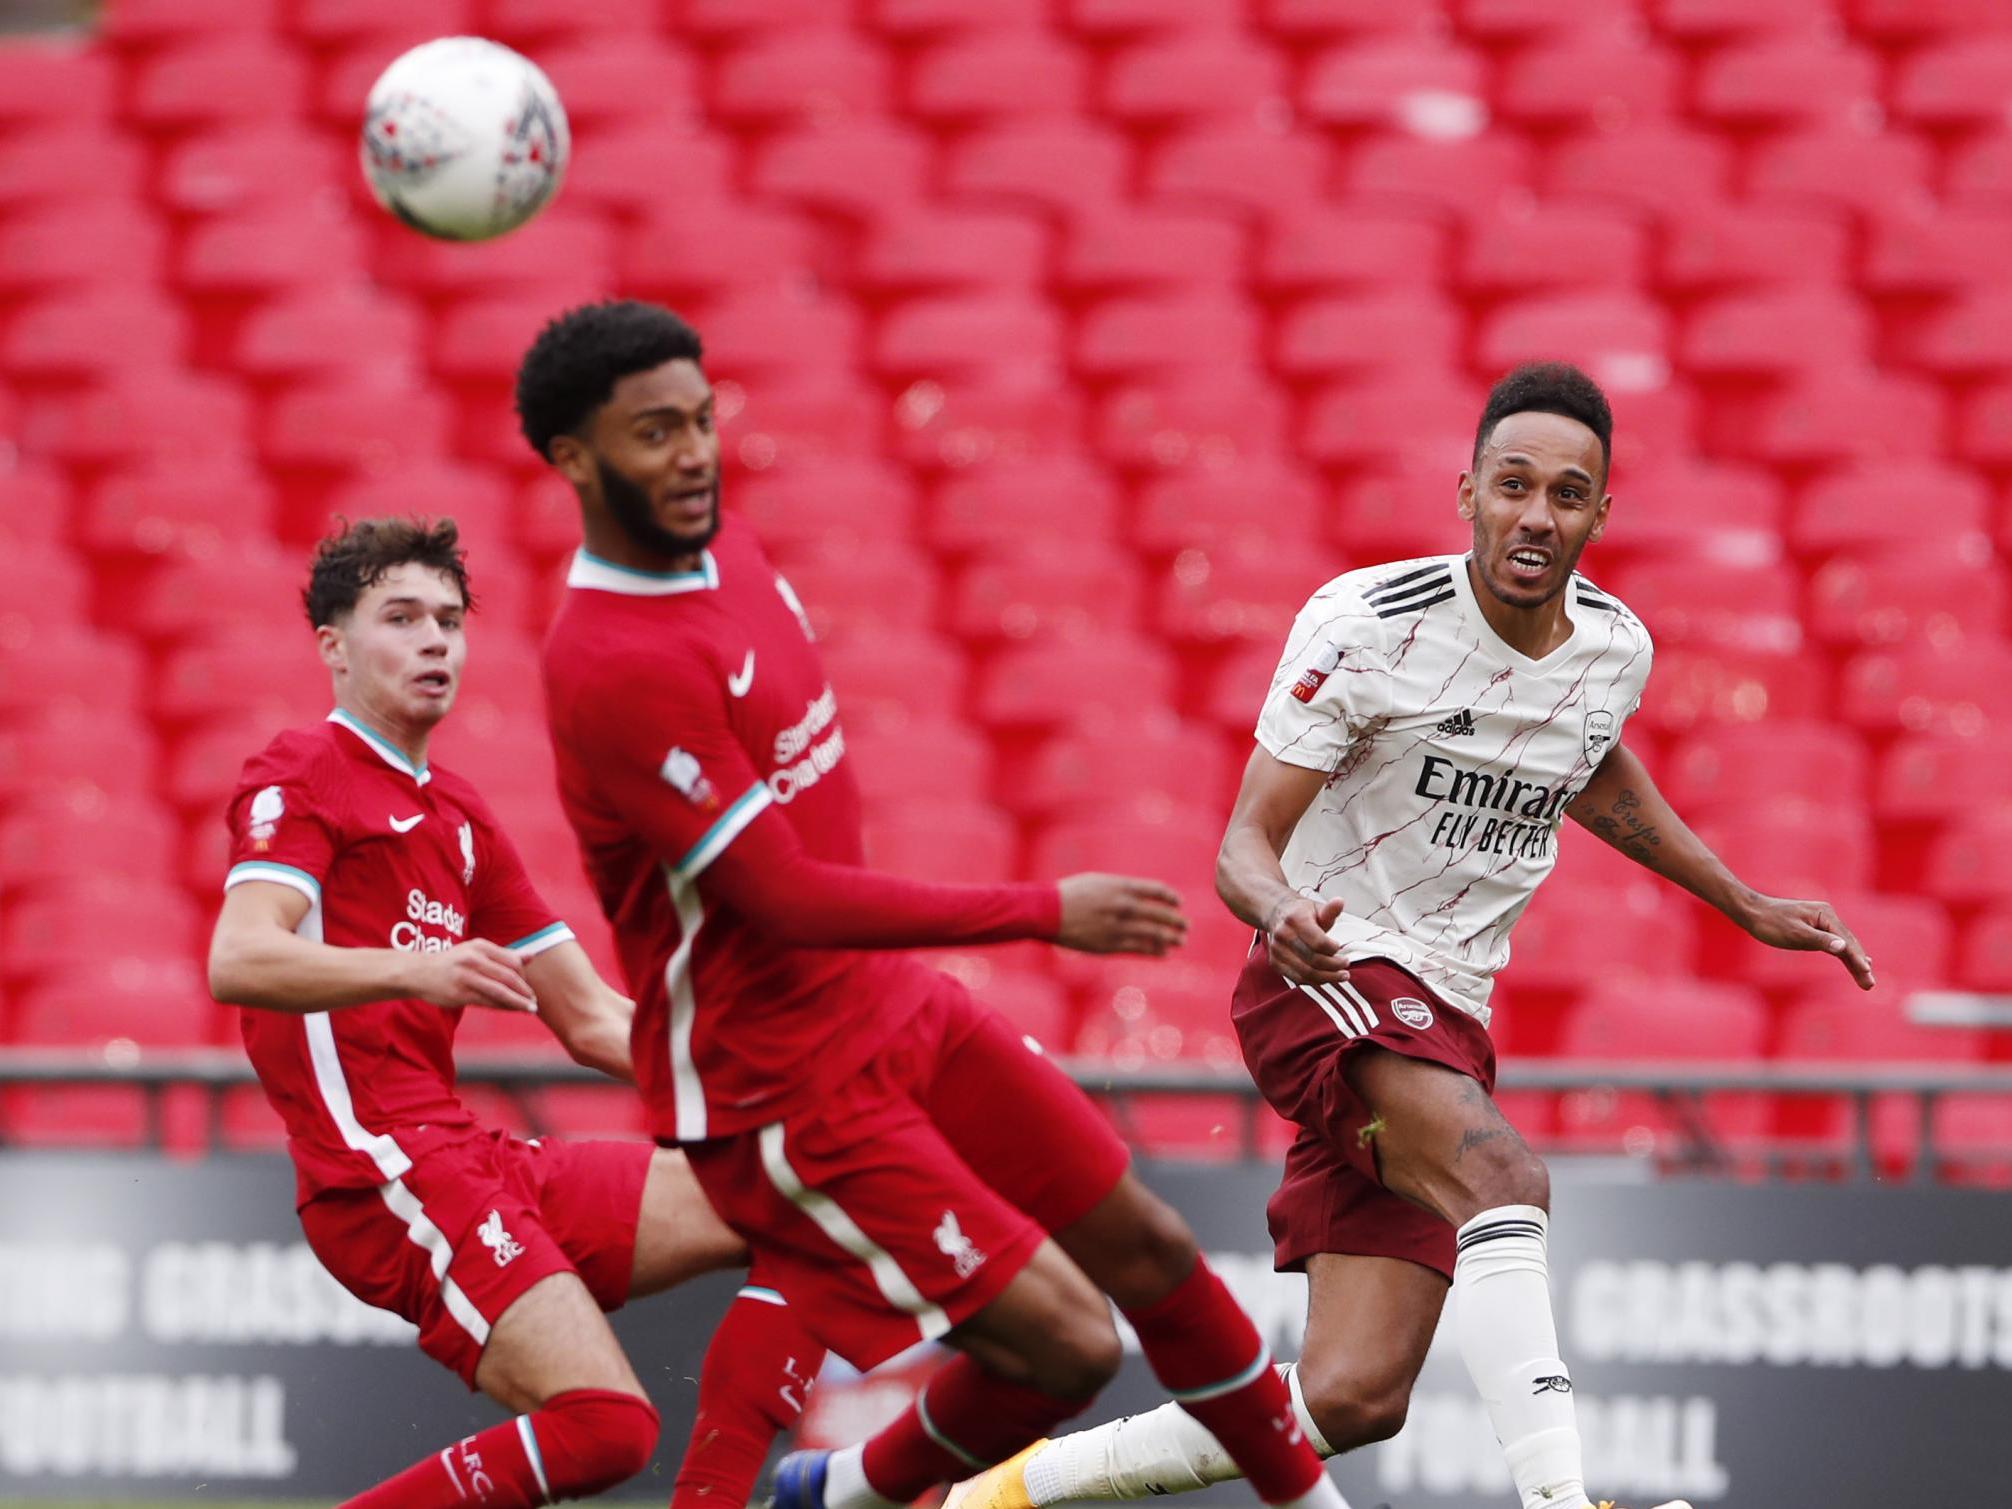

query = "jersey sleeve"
[1255,586,1394,773]
[461,795,576,959]
[222,737,340,908]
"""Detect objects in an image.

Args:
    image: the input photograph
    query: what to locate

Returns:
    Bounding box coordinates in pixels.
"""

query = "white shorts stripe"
[1321,983,1371,1036]
[756,1122,952,1343]
[1299,984,1357,1037]
[516,1414,552,1505]
[377,1177,491,1348]
[1338,981,1381,1029]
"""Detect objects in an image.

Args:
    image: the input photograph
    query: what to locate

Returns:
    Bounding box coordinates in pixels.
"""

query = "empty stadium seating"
[0,0,2005,1160]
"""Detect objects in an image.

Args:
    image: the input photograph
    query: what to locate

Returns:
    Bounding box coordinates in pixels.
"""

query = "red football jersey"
[544,517,1051,1143]
[223,711,573,1203]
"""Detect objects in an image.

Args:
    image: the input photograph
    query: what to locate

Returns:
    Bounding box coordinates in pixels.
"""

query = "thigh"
[1344,1048,1540,1230]
[922,985,1131,1233]
[475,1270,645,1415]
[1298,1251,1446,1403]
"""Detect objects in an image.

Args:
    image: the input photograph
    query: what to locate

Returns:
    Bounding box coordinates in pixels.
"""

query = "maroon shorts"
[686,976,1131,1371]
[1232,946,1497,1281]
[299,1128,653,1388]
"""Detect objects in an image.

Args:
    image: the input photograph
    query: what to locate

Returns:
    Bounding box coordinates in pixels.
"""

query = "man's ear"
[1588,492,1613,543]
[1456,470,1477,521]
[315,622,345,676]
[549,433,594,491]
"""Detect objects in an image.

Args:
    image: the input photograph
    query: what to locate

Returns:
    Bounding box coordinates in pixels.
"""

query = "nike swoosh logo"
[727,649,756,698]
[389,814,425,833]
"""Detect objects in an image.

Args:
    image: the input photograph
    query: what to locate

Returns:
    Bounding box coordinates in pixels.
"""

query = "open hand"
[1264,893,1350,987]
[1741,894,1874,990]
[1056,874,1188,956]
[406,939,540,1012]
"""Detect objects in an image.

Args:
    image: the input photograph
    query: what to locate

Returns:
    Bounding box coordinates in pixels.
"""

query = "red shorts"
[299,1127,653,1388]
[686,976,1131,1371]
[1231,947,1497,1282]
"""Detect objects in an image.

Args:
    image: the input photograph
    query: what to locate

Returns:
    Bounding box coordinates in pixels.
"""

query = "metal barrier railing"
[3,1050,2010,1180]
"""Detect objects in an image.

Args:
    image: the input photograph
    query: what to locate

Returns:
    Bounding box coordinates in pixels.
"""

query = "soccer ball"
[360,37,569,243]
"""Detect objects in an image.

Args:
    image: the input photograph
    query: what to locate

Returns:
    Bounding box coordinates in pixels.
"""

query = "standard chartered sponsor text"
[1573,1259,2012,1369]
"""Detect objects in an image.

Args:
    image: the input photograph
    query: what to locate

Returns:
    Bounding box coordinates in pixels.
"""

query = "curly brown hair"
[303,517,474,629]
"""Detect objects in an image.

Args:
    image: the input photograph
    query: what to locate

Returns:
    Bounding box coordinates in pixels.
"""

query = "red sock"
[859,1355,1092,1502]
[672,1282,827,1509]
[1122,1258,1323,1504]
[340,1388,659,1508]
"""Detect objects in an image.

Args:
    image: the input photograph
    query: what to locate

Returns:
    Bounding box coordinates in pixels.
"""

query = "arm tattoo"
[1454,1124,1511,1163]
[1593,787,1662,865]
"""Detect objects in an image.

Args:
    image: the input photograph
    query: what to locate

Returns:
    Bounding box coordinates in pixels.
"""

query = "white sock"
[1020,1365,1345,1506]
[823,1443,903,1509]
[1453,1205,1592,1509]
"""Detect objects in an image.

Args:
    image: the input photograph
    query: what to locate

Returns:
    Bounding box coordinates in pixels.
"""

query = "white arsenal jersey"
[1256,554,1654,1027]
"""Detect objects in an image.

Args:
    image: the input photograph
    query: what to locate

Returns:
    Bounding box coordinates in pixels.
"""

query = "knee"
[1106,1201,1201,1311]
[1295,1364,1410,1452]
[1456,1144,1549,1225]
[1037,1305,1124,1399]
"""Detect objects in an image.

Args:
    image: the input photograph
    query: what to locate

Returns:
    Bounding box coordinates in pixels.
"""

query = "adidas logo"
[1435,709,1477,738]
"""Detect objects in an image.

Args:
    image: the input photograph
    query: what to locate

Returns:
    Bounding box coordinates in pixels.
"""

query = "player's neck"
[1464,557,1573,661]
[580,518,707,578]
[336,695,431,774]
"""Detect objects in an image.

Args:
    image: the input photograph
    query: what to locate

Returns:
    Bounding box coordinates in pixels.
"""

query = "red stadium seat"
[153,632,331,732]
[1299,39,1486,130]
[1102,31,1286,124]
[1793,464,1989,557]
[907,32,1089,121]
[874,0,1050,37]
[1606,558,1800,653]
[113,540,305,646]
[1029,811,1221,893]
[736,461,921,550]
[889,383,1081,471]
[711,31,893,126]
[159,126,345,215]
[1330,461,1475,562]
[1877,729,2012,826]
[1891,37,2012,127]
[1840,640,2012,735]
[864,800,1019,885]
[1458,204,1648,293]
[1694,800,1874,897]
[1009,711,1235,823]
[2,879,200,988]
[1851,0,2012,37]
[1658,204,1850,291]
[1955,380,2012,465]
[1145,123,1330,216]
[26,374,254,471]
[976,632,1181,731]
[1476,293,1670,395]
[1133,460,1324,556]
[0,707,161,811]
[1510,877,1696,996]
[1655,0,1834,34]
[485,0,654,42]
[290,0,474,43]
[1497,34,1680,128]
[1075,960,1242,1073]
[770,537,940,640]
[703,290,865,384]
[128,38,309,129]
[752,122,932,219]
[1455,0,1622,37]
[434,295,602,384]
[951,543,1143,643]
[179,207,368,295]
[1683,287,1871,379]
[0,126,143,208]
[1275,291,1463,379]
[1543,125,1732,216]
[261,382,454,484]
[0,40,116,125]
[536,37,701,128]
[1344,135,1533,217]
[0,628,142,729]
[1256,206,1445,293]
[82,461,273,560]
[1074,294,1262,380]
[562,120,734,216]
[0,544,91,633]
[3,288,188,378]
[374,212,615,296]
[1864,207,2012,295]
[1746,127,1935,217]
[1659,720,1868,817]
[820,629,969,725]
[0,790,179,898]
[1060,209,1244,296]
[1903,288,2012,378]
[237,288,422,381]
[0,200,165,291]
[1922,806,2012,907]
[722,381,887,475]
[946,118,1132,215]
[929,456,1121,552]
[846,718,995,813]
[620,200,817,300]
[1302,375,1483,473]
[1808,541,2006,652]
[1714,370,1947,468]
[876,293,1065,387]
[1631,646,1828,736]
[1092,373,1290,471]
[858,210,1050,294]
[104,0,279,43]
[1258,0,1452,36]
[682,0,845,43]
[1154,541,1330,648]
[1946,130,2012,212]
[1066,0,1246,35]
[1956,905,2012,991]
[1695,36,1880,126]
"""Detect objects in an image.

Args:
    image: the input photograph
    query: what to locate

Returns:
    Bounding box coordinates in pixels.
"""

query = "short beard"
[597,456,720,560]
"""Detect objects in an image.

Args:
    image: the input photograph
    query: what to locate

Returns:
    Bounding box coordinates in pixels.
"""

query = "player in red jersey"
[208,518,823,1509]
[522,301,1352,1509]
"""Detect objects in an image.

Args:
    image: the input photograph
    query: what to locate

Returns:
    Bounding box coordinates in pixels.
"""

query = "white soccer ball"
[360,37,569,243]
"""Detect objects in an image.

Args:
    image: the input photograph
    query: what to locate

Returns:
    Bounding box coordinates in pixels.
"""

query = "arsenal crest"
[1583,709,1616,763]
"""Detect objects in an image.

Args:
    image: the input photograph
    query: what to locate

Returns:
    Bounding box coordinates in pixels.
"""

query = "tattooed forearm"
[1586,787,1662,864]
[1454,1124,1511,1163]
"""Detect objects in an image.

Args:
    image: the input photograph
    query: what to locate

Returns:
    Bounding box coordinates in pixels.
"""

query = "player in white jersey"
[943,364,1872,1509]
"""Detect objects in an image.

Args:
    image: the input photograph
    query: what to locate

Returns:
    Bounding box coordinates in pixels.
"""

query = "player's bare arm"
[208,878,538,1014]
[1567,740,1874,990]
[520,940,636,1079]
[1216,746,1349,987]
